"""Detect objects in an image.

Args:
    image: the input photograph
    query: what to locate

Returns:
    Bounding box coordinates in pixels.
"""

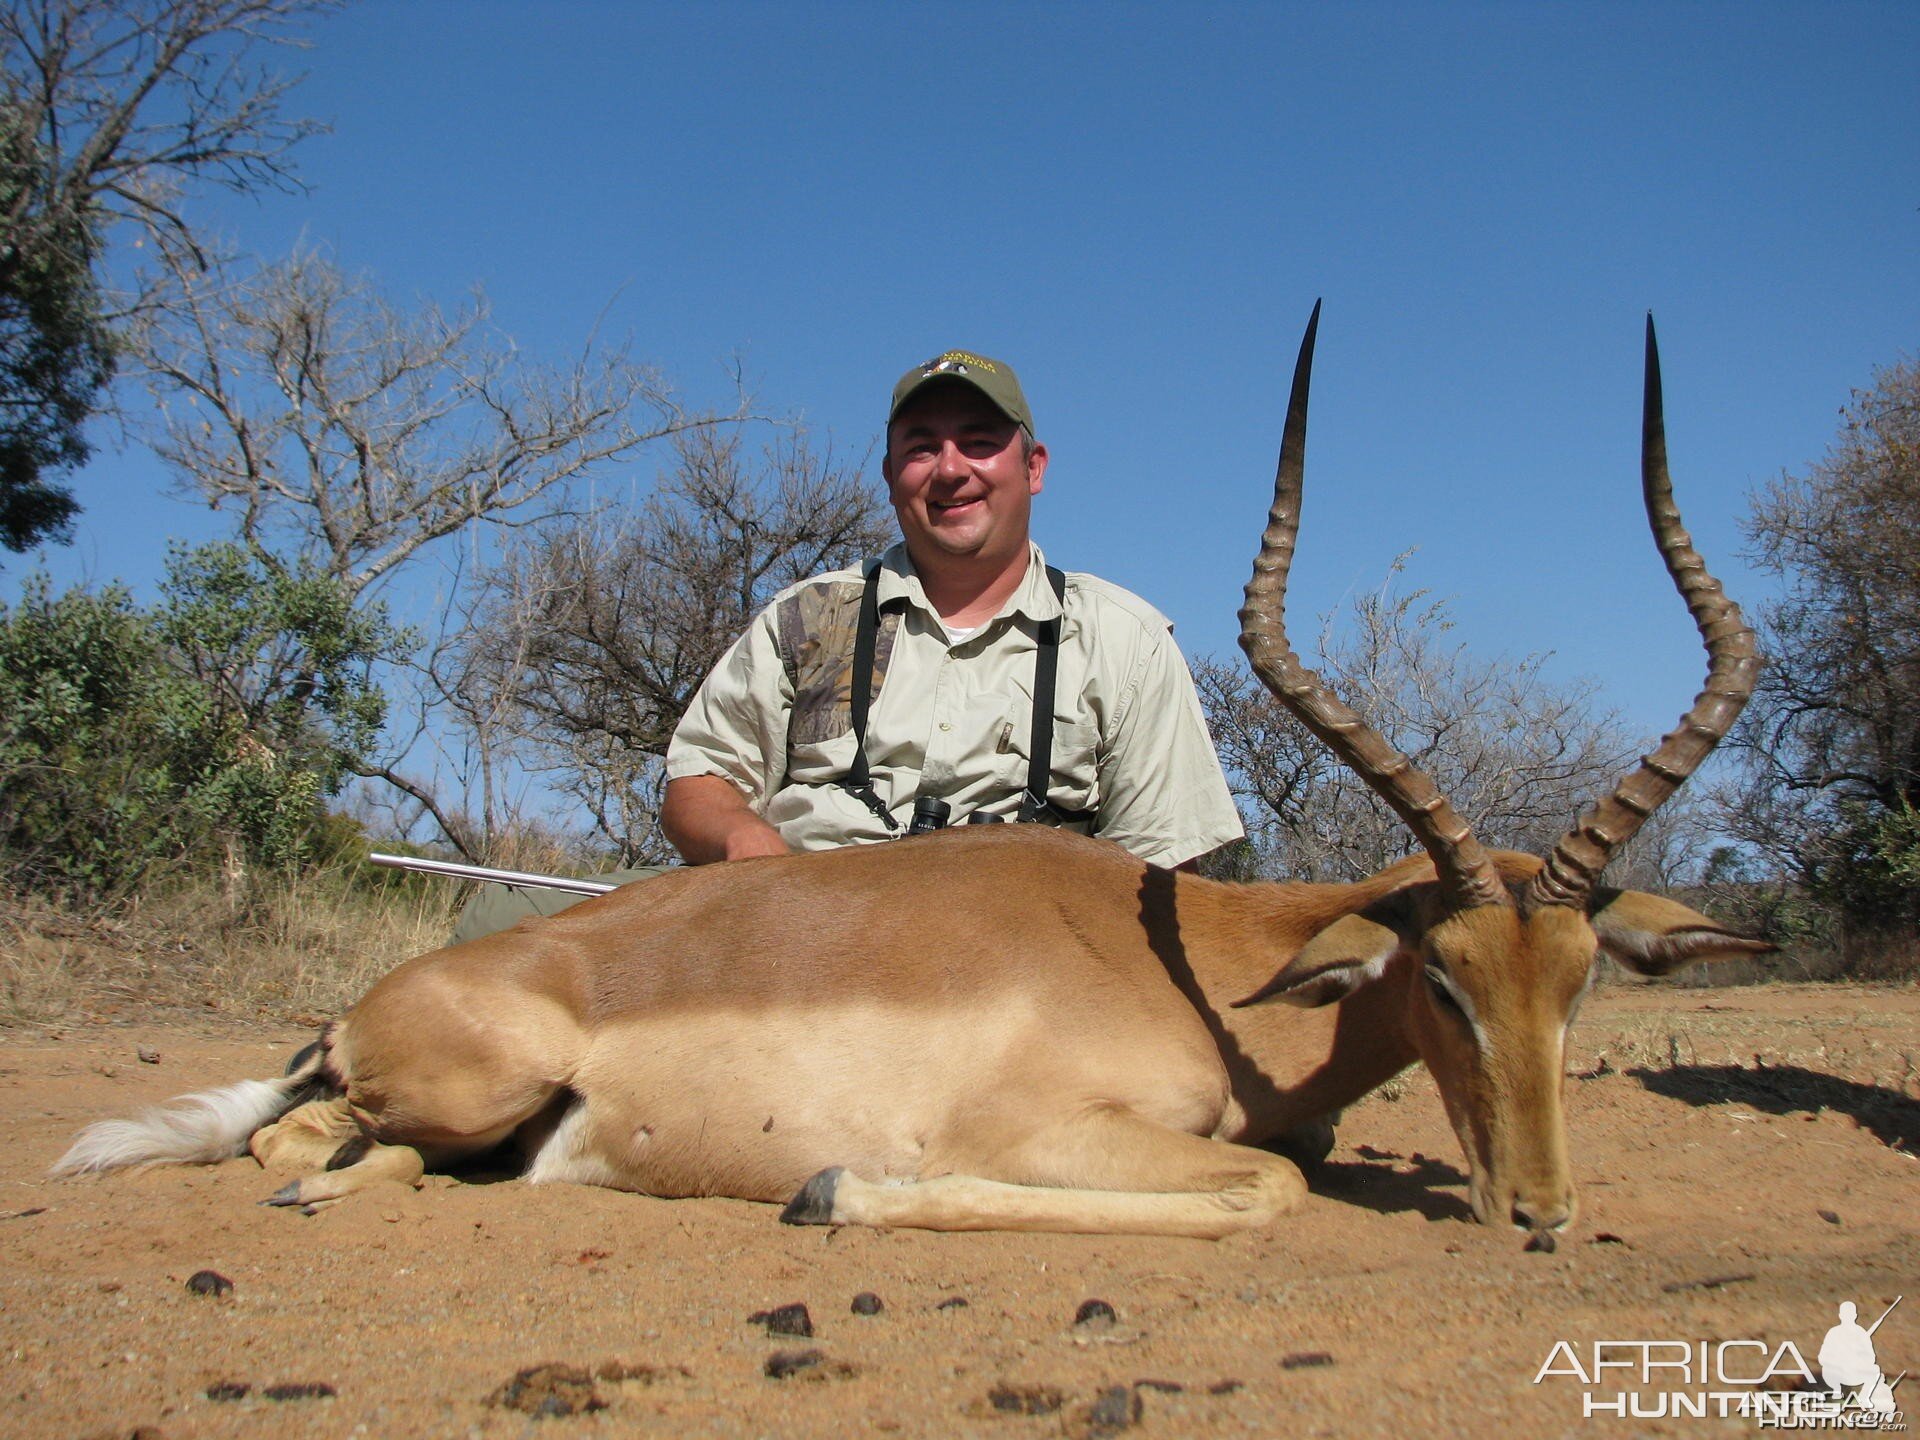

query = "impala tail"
[51,1038,333,1177]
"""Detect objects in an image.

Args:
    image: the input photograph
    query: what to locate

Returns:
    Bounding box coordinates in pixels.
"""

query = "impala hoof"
[780,1167,845,1226]
[262,1181,304,1207]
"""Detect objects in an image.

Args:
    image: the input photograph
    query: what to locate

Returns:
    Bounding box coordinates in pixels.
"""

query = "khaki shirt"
[666,543,1243,869]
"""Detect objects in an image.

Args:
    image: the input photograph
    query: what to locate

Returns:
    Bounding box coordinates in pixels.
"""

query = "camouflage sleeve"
[664,606,795,809]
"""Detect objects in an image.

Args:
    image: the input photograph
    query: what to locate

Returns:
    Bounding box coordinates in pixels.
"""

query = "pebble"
[748,1302,813,1337]
[987,1383,1064,1415]
[205,1381,249,1402]
[485,1364,606,1417]
[1072,1299,1119,1332]
[137,1047,161,1064]
[850,1292,884,1316]
[262,1382,336,1401]
[1523,1231,1557,1254]
[1086,1384,1142,1434]
[1819,1209,1841,1225]
[1280,1351,1334,1371]
[185,1270,233,1297]
[765,1349,823,1379]
[935,1296,969,1311]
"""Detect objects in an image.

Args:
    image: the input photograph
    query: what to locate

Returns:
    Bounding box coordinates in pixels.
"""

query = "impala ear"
[1233,912,1406,1009]
[1589,889,1776,977]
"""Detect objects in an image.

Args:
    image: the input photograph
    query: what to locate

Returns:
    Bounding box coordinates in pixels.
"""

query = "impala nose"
[1511,1196,1571,1232]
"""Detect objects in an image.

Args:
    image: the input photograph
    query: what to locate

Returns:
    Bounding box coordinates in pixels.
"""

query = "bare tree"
[1,0,330,253]
[1196,559,1649,884]
[124,236,741,852]
[1720,353,1920,956]
[1,0,330,546]
[441,424,893,863]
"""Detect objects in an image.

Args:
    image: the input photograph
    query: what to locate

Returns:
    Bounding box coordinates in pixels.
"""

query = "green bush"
[0,546,401,899]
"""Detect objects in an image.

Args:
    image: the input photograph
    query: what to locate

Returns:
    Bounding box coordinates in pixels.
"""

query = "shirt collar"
[874,542,1064,625]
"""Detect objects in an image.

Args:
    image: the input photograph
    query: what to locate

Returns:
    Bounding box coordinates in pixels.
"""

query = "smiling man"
[659,349,1242,870]
[452,350,1242,941]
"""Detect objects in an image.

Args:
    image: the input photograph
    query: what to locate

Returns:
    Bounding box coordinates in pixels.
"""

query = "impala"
[56,309,1769,1241]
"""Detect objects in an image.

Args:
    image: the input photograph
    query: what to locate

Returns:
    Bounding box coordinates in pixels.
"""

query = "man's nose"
[934,440,970,481]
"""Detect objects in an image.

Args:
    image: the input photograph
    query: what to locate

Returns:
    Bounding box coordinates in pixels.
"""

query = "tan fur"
[240,824,1765,1236]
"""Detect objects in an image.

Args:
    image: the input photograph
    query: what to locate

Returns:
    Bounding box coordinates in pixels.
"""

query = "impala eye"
[1424,965,1463,1012]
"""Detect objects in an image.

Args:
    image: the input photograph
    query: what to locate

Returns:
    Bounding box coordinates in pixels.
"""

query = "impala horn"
[1525,317,1761,908]
[1239,302,1508,911]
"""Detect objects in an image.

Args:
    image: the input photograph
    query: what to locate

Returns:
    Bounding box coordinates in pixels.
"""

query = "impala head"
[1236,304,1769,1234]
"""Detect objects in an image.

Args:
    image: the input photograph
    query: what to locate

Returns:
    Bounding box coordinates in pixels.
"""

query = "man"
[453,349,1241,941]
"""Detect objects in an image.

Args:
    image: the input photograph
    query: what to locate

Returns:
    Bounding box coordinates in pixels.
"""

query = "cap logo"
[921,350,998,377]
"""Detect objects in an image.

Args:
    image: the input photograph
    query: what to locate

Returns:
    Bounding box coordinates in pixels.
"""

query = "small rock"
[748,1302,813,1337]
[935,1296,969,1311]
[486,1364,606,1416]
[1523,1230,1558,1254]
[1085,1383,1142,1434]
[1207,1379,1244,1395]
[1280,1351,1334,1371]
[185,1270,233,1297]
[1073,1299,1119,1332]
[205,1381,250,1402]
[1592,1232,1628,1246]
[137,1046,161,1065]
[1818,1209,1841,1225]
[1660,1272,1756,1294]
[262,1382,335,1401]
[850,1292,884,1316]
[986,1382,1064,1415]
[764,1348,824,1379]
[1136,1378,1183,1393]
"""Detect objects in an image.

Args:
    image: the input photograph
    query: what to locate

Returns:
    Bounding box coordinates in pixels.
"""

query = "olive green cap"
[888,349,1034,435]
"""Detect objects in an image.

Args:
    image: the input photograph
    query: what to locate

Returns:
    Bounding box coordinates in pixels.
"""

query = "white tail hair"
[52,1061,321,1178]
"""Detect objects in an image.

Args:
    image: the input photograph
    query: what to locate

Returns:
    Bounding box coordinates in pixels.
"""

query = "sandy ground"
[3,983,1916,1440]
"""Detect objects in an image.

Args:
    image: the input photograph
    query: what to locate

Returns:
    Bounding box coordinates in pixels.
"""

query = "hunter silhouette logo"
[1532,1293,1907,1427]
[1821,1298,1905,1416]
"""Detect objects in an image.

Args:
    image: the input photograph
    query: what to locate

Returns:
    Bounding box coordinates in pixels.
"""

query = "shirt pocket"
[785,725,860,786]
[997,713,1103,816]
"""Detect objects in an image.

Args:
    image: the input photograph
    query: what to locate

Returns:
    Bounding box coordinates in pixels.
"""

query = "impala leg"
[253,964,582,1209]
[250,1095,425,1208]
[783,1108,1307,1240]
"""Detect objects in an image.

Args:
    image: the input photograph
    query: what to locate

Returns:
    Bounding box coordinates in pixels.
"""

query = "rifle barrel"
[366,852,618,896]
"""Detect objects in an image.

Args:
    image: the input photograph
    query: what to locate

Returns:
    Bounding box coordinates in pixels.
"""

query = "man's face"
[881,383,1047,572]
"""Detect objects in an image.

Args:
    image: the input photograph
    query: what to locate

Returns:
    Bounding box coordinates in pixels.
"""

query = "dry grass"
[0,870,460,1027]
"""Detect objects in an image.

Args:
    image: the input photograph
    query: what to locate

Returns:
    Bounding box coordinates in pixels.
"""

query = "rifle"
[1868,1296,1902,1336]
[366,852,617,897]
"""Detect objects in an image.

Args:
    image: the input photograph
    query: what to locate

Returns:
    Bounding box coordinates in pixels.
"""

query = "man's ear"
[1233,912,1405,1009]
[1589,888,1776,977]
[1026,439,1047,495]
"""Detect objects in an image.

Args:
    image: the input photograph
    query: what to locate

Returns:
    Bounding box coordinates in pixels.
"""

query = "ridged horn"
[1239,302,1508,911]
[1526,316,1761,908]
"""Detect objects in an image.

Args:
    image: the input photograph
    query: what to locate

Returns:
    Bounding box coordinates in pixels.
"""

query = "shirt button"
[938,722,952,732]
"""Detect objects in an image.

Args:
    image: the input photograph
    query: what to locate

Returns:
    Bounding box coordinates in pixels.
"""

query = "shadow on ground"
[1630,1063,1919,1153]
[1309,1145,1475,1223]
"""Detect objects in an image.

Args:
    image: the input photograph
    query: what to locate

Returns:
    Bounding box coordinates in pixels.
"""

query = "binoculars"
[905,797,1006,836]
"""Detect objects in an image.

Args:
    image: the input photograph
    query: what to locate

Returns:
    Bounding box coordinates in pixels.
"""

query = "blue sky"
[27,0,1920,745]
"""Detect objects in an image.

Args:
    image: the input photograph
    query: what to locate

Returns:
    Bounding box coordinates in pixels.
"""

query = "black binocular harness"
[838,561,1095,835]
